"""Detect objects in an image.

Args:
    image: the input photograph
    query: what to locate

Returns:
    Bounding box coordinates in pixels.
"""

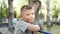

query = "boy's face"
[21,9,35,23]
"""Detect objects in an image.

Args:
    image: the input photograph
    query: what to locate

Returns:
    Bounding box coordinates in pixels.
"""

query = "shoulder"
[15,19,30,27]
[15,19,31,32]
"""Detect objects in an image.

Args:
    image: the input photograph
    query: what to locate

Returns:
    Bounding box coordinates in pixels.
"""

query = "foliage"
[14,11,17,18]
[0,0,8,18]
[50,0,60,18]
[17,0,28,10]
[54,8,60,18]
[52,5,60,18]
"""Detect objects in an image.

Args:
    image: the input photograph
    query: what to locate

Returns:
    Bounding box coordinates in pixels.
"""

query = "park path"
[0,27,12,34]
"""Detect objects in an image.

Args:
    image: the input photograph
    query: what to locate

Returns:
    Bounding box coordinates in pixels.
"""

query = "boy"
[14,5,40,34]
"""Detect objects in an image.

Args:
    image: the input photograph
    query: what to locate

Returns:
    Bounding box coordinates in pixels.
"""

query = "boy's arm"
[15,21,40,32]
[27,24,40,32]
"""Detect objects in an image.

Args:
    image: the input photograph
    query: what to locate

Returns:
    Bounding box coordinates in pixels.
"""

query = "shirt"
[14,19,34,34]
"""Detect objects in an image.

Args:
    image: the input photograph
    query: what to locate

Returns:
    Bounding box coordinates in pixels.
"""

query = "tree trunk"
[46,0,52,31]
[8,0,14,34]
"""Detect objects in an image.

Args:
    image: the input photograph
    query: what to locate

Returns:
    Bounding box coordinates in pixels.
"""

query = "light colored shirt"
[14,19,33,34]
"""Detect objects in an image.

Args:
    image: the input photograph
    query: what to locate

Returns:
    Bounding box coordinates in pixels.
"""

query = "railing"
[39,30,52,34]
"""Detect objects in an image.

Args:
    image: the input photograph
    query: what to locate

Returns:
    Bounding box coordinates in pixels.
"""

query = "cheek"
[33,15,35,19]
[24,16,29,20]
[33,16,35,20]
[25,16,31,21]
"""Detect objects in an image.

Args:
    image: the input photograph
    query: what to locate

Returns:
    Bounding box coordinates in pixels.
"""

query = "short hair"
[21,5,32,13]
[20,5,32,18]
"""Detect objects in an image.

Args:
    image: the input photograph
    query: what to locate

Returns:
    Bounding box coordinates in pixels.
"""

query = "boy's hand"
[34,25,40,29]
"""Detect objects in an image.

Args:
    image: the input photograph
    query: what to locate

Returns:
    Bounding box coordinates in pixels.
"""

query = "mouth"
[29,19,33,21]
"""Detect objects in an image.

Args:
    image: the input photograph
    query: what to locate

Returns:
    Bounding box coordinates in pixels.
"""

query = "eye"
[26,14,30,16]
[32,13,34,15]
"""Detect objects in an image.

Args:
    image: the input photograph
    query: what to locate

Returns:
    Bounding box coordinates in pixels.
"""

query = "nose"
[30,15,33,18]
[30,14,35,18]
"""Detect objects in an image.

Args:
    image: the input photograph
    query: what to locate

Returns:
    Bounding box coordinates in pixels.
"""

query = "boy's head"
[20,5,35,23]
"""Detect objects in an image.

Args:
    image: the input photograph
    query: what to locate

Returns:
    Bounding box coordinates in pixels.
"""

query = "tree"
[46,0,53,31]
[8,0,14,34]
[0,0,8,19]
[52,3,60,18]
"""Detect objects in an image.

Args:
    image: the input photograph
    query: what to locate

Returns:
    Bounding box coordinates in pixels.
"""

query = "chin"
[29,21,34,24]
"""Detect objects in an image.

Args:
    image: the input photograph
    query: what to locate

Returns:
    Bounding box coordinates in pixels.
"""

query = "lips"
[29,18,33,21]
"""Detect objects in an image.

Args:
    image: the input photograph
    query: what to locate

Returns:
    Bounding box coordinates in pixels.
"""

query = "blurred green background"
[0,0,60,34]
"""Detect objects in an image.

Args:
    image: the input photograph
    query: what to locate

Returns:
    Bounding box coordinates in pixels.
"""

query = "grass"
[44,24,60,34]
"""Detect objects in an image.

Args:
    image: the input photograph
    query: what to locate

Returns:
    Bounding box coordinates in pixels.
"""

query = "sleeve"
[15,20,30,32]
